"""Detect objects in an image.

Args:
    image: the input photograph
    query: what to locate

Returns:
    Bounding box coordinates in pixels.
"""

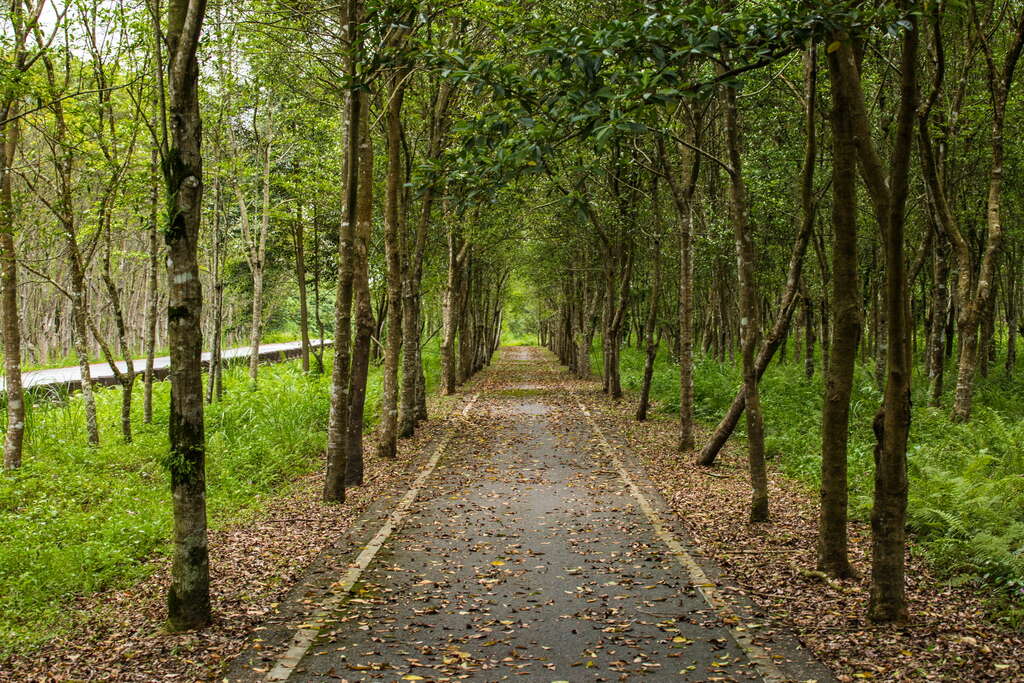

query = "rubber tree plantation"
[2,0,1024,680]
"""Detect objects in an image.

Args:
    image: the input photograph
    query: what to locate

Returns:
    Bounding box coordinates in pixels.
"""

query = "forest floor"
[4,347,1021,681]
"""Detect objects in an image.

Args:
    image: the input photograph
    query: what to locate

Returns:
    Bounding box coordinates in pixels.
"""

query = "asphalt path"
[230,347,833,683]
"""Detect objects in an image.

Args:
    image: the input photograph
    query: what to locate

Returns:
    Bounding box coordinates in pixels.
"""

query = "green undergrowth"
[0,345,441,658]
[606,344,1024,626]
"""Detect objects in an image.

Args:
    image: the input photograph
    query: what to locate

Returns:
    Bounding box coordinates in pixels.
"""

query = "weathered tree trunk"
[720,65,768,523]
[818,38,858,579]
[636,234,662,421]
[441,227,467,395]
[145,150,162,418]
[162,0,210,631]
[926,230,949,406]
[0,100,24,469]
[400,81,453,436]
[323,0,362,503]
[295,206,311,373]
[659,126,700,451]
[375,63,407,460]
[345,96,375,487]
[834,16,918,622]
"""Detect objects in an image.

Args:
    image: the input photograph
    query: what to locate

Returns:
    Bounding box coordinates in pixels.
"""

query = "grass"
[0,345,441,658]
[608,343,1024,625]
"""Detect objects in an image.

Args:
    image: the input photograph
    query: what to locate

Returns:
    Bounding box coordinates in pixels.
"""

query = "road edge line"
[264,392,481,682]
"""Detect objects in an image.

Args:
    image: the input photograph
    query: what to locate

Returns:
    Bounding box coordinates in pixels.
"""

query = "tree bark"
[376,63,407,460]
[162,0,210,631]
[720,65,768,523]
[345,93,374,487]
[323,0,361,503]
[832,15,918,622]
[818,37,858,579]
[295,206,311,373]
[0,99,24,469]
[145,149,162,418]
[636,234,662,421]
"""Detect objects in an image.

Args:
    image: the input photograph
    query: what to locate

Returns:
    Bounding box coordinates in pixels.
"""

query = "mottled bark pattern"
[818,37,858,579]
[162,0,210,631]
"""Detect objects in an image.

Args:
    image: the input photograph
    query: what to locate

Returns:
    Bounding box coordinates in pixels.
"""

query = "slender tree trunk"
[946,9,1023,421]
[162,0,210,631]
[345,95,374,487]
[0,101,24,469]
[145,149,161,419]
[100,222,136,443]
[833,16,918,622]
[245,139,272,387]
[636,237,662,421]
[208,178,224,403]
[295,206,311,373]
[376,65,406,460]
[1006,254,1017,377]
[400,82,452,436]
[927,230,949,406]
[803,292,815,379]
[818,39,858,578]
[659,129,700,451]
[721,66,768,522]
[441,229,465,395]
[323,0,361,504]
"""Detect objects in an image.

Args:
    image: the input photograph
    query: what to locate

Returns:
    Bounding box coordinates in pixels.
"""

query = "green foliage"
[0,345,440,656]
[608,345,1024,617]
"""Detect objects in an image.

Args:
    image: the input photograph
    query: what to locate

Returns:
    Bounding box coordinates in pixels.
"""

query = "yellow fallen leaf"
[491,560,505,566]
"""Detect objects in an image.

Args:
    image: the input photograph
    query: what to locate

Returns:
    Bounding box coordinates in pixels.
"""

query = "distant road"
[0,339,332,393]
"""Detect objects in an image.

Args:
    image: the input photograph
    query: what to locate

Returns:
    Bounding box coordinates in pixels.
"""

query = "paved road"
[230,347,831,682]
[0,339,331,392]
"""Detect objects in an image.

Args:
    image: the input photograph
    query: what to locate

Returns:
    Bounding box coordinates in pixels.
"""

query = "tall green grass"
[0,345,441,656]
[609,345,1024,622]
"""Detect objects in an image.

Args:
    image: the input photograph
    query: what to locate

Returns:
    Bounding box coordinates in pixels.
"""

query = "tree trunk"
[295,206,311,373]
[818,39,858,579]
[926,229,949,406]
[323,2,361,503]
[659,127,700,451]
[375,64,407,460]
[162,0,210,632]
[833,16,918,622]
[636,235,662,421]
[345,94,374,487]
[695,52,816,467]
[441,228,466,395]
[803,292,815,380]
[145,149,161,418]
[720,65,768,523]
[0,101,24,469]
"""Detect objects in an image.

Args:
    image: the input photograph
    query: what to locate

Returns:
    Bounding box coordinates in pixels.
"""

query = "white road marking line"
[575,397,789,683]
[264,392,481,682]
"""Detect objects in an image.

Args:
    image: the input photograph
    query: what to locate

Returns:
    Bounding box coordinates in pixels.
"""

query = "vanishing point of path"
[229,347,832,683]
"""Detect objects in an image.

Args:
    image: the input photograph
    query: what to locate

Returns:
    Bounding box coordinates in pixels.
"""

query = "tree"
[159,0,210,631]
